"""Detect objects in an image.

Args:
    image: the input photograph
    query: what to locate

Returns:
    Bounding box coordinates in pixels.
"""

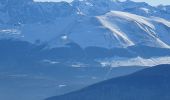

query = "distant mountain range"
[1,0,170,66]
[46,64,170,100]
[0,0,170,48]
[0,0,170,100]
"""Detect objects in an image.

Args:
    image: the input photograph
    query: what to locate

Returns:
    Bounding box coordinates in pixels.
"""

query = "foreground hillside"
[46,64,170,100]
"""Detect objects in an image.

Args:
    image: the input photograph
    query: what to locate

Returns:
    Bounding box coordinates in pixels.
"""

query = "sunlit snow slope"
[97,11,170,48]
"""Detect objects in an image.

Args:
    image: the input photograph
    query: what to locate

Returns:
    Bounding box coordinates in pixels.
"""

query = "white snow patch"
[151,17,170,28]
[58,84,67,88]
[61,35,68,40]
[96,56,170,67]
[71,62,87,68]
[43,59,60,64]
[97,15,135,47]
[140,8,150,13]
[108,11,155,29]
[85,2,93,6]
[0,29,21,35]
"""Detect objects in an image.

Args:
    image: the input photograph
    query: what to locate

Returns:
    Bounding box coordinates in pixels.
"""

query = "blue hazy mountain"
[46,64,170,100]
[0,0,170,100]
[0,39,146,100]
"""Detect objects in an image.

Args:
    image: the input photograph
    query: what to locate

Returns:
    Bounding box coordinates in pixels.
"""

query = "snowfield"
[97,56,170,67]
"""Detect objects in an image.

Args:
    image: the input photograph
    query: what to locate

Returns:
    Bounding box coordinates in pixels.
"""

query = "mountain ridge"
[46,64,170,100]
[1,0,170,49]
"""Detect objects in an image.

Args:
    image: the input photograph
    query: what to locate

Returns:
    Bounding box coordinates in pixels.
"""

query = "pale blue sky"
[34,0,170,6]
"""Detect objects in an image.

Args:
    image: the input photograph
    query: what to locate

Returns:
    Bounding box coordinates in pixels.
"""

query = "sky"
[34,0,170,6]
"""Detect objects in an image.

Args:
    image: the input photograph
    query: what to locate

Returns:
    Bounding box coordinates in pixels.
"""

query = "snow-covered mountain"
[0,0,170,48]
[97,11,170,48]
[1,1,170,100]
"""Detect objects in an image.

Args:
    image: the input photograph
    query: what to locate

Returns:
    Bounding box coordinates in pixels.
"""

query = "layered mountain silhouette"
[46,64,170,100]
[0,0,170,100]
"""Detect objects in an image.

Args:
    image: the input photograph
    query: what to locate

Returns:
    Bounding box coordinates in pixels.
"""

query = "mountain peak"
[72,0,121,15]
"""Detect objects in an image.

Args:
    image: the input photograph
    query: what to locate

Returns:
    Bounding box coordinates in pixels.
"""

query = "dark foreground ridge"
[46,64,170,100]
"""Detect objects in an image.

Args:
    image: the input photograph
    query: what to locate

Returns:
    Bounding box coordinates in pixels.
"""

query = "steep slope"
[46,64,170,100]
[11,10,170,48]
[97,11,170,48]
